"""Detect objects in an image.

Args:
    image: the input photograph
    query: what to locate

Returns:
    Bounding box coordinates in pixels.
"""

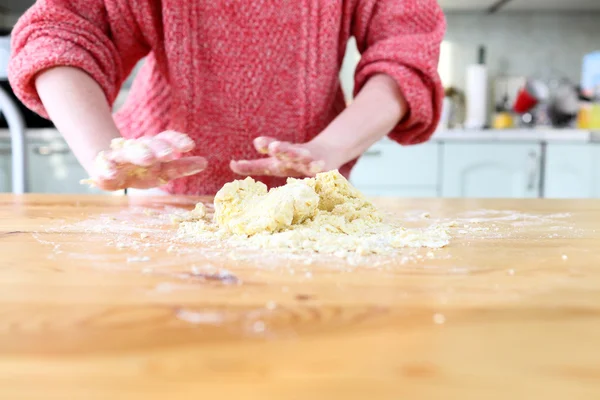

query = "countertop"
[2,128,600,144]
[431,128,600,143]
[1,194,600,399]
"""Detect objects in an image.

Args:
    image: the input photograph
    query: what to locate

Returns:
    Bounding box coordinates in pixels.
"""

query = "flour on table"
[178,170,450,258]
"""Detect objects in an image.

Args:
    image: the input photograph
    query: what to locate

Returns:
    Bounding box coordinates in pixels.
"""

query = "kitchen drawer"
[27,139,103,194]
[350,143,440,187]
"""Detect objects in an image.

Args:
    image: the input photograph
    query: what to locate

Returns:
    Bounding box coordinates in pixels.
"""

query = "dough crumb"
[178,170,450,258]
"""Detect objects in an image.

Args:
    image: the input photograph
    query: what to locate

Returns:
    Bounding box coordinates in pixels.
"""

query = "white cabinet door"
[350,142,440,197]
[441,143,542,198]
[545,144,600,198]
[0,140,11,193]
[27,139,102,194]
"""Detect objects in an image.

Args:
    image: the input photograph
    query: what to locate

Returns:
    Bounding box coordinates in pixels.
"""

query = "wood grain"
[1,194,600,399]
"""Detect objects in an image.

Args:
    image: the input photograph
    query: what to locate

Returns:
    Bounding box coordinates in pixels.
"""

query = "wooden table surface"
[1,194,600,399]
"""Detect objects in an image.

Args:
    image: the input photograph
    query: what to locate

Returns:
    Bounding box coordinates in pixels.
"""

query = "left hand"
[230,137,334,177]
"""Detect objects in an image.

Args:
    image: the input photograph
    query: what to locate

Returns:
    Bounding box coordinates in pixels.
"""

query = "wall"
[442,11,600,90]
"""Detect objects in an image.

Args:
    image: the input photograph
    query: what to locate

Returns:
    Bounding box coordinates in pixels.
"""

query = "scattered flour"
[178,170,450,258]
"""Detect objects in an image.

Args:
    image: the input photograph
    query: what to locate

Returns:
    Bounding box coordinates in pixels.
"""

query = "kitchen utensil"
[513,79,550,114]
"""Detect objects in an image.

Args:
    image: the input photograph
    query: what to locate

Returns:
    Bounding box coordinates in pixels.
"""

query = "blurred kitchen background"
[1,0,600,198]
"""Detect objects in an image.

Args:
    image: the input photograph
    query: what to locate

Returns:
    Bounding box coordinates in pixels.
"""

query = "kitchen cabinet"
[0,139,11,192]
[441,143,542,198]
[350,141,440,197]
[439,0,600,11]
[544,144,600,198]
[502,0,600,11]
[438,0,495,11]
[27,138,102,194]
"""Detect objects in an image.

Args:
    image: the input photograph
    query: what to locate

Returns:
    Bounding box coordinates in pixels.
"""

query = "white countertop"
[1,128,599,144]
[431,128,598,143]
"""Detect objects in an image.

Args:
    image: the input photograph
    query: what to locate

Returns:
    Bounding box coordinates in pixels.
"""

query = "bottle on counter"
[589,85,600,130]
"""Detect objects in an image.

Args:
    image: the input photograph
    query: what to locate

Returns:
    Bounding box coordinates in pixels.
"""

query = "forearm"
[308,74,408,166]
[35,67,120,173]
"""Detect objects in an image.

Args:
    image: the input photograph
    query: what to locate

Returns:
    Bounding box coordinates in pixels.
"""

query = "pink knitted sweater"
[9,0,445,195]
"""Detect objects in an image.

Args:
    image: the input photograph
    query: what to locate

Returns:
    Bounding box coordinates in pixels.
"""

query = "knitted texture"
[9,0,446,195]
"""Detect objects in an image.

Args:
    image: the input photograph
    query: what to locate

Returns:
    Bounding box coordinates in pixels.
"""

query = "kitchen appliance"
[581,51,600,98]
[0,30,28,193]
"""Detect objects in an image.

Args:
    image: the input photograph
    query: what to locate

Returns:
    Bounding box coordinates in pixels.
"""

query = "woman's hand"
[84,131,207,191]
[230,137,338,177]
[231,75,408,179]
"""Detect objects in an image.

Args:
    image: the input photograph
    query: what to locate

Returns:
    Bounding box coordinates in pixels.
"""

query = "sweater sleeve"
[8,0,149,119]
[352,0,446,145]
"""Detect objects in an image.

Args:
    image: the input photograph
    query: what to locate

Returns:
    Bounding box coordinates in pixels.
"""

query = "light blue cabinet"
[351,142,440,197]
[441,143,542,198]
[0,140,11,193]
[545,144,600,198]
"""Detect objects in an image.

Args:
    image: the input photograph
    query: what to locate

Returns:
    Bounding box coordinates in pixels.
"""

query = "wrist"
[305,133,353,170]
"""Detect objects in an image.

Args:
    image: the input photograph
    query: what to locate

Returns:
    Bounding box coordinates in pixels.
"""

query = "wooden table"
[1,194,600,399]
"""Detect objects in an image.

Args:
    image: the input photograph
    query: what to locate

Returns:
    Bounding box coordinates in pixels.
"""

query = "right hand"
[85,131,207,191]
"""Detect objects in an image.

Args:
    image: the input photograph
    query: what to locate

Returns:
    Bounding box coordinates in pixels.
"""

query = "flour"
[178,170,450,258]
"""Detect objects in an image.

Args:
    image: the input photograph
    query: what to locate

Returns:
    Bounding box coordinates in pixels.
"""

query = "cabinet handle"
[363,150,382,157]
[527,151,539,191]
[33,146,71,156]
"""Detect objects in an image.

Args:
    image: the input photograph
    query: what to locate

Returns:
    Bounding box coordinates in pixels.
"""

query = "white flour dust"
[30,201,583,277]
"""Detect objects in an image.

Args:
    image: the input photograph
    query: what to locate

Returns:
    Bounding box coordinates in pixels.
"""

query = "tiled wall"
[442,11,600,90]
[340,11,600,103]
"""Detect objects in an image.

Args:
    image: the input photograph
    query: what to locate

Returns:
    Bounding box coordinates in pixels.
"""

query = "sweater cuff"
[354,61,442,145]
[8,36,119,119]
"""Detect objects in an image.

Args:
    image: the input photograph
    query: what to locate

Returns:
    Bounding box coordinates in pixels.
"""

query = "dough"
[179,170,450,257]
[214,177,319,235]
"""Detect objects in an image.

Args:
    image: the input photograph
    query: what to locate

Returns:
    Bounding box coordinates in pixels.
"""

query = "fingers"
[253,136,278,155]
[145,138,178,162]
[307,160,325,175]
[160,156,208,181]
[108,132,195,167]
[93,156,207,191]
[254,137,314,164]
[238,138,325,177]
[268,140,313,164]
[93,151,119,181]
[109,140,156,167]
[230,158,306,178]
[231,158,275,176]
[156,131,196,153]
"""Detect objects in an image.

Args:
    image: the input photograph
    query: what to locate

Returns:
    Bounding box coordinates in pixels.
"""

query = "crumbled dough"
[178,170,450,257]
[190,203,207,219]
[214,177,320,235]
